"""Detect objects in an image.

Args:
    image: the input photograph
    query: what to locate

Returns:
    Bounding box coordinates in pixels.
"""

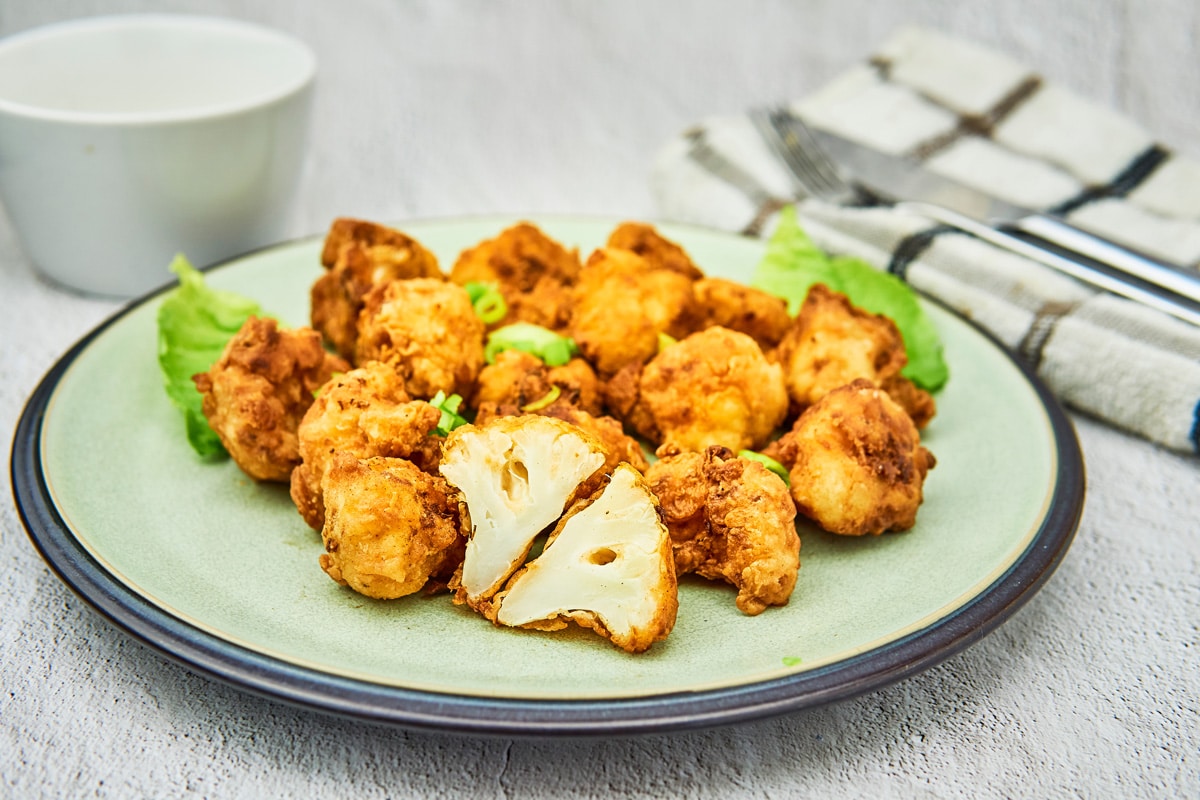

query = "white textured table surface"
[2,2,1198,798]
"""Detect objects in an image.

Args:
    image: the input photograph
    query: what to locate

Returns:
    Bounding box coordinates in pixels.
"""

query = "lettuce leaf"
[751,206,949,391]
[157,255,264,457]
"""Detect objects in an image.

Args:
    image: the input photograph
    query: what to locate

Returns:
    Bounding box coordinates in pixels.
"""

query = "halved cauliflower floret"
[439,416,608,606]
[494,464,678,653]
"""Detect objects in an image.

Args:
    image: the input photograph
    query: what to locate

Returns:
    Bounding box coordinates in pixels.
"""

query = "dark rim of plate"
[9,224,1085,738]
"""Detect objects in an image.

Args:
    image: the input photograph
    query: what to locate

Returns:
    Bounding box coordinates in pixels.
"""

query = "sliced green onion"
[656,332,677,353]
[738,449,790,486]
[520,385,561,412]
[484,323,579,367]
[464,281,508,325]
[429,391,469,436]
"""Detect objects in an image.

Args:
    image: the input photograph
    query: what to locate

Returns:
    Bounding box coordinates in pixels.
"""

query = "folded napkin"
[651,25,1200,456]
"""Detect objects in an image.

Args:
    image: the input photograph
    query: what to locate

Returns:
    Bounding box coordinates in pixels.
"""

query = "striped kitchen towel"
[651,26,1200,455]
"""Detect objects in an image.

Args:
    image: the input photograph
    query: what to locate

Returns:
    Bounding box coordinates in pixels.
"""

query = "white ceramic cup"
[0,14,316,297]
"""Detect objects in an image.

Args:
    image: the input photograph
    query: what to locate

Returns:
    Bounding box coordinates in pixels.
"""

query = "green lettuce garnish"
[156,255,264,457]
[484,323,579,367]
[751,206,949,391]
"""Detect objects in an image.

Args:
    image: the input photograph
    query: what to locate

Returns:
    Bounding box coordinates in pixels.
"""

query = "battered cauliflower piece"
[604,326,788,453]
[880,373,938,430]
[311,218,442,360]
[494,464,678,653]
[474,403,649,474]
[570,247,703,377]
[471,349,603,417]
[193,316,348,482]
[449,222,581,332]
[319,454,464,599]
[772,283,908,413]
[355,278,486,398]
[646,445,799,616]
[606,221,704,280]
[695,277,792,350]
[290,361,443,530]
[439,415,609,606]
[774,379,936,536]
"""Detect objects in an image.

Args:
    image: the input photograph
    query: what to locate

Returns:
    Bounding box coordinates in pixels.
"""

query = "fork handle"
[896,201,1200,328]
[1012,213,1200,304]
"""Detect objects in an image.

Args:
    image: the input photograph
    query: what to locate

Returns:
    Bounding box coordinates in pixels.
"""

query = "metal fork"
[749,107,869,205]
[748,106,1200,327]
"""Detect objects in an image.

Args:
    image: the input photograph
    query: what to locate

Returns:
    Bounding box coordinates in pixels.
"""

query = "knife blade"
[807,126,1200,326]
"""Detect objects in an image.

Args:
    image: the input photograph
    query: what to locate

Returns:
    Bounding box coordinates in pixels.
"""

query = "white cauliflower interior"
[495,464,678,653]
[439,416,607,602]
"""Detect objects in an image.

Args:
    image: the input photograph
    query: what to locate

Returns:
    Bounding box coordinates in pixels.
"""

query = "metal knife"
[807,125,1200,327]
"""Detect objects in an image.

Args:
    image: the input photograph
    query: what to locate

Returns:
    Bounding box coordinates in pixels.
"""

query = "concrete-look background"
[1,2,1197,798]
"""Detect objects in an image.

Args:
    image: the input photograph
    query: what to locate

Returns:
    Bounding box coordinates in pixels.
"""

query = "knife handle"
[896,201,1200,328]
[1013,213,1200,304]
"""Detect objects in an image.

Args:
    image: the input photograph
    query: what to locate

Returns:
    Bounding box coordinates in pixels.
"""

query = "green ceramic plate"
[13,215,1084,735]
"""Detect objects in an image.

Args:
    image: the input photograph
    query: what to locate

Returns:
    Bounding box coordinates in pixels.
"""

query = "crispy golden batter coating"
[449,222,581,332]
[772,284,908,413]
[319,454,464,599]
[193,316,348,483]
[470,350,603,417]
[604,326,788,453]
[606,222,704,280]
[474,403,650,474]
[290,362,443,530]
[312,218,442,359]
[695,277,792,350]
[646,445,799,615]
[774,379,936,536]
[355,278,486,398]
[570,247,703,376]
[880,374,937,430]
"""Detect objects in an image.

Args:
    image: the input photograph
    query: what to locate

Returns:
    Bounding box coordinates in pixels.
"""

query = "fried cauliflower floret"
[439,416,609,606]
[311,218,442,360]
[493,464,678,653]
[880,374,937,430]
[474,403,649,474]
[604,326,788,453]
[449,222,581,332]
[471,349,603,417]
[192,316,348,482]
[772,283,908,413]
[774,379,936,536]
[291,362,443,530]
[355,278,486,398]
[695,277,792,350]
[606,222,704,280]
[319,454,464,599]
[646,445,799,616]
[570,247,703,377]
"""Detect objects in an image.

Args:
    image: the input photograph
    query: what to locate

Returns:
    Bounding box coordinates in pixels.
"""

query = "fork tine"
[753,107,859,204]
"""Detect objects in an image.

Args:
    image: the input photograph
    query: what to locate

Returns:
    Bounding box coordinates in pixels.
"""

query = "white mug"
[0,14,316,297]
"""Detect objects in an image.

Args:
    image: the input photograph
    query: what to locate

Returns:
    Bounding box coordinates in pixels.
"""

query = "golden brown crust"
[319,454,463,599]
[694,277,792,350]
[779,379,936,536]
[448,222,581,332]
[470,350,603,417]
[474,402,650,474]
[772,283,907,415]
[312,218,443,360]
[607,326,789,453]
[193,316,348,482]
[355,278,486,398]
[606,221,705,280]
[570,247,703,377]
[646,445,799,615]
[290,362,443,530]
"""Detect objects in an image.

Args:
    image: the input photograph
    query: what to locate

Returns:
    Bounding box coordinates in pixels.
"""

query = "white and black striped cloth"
[651,26,1200,455]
